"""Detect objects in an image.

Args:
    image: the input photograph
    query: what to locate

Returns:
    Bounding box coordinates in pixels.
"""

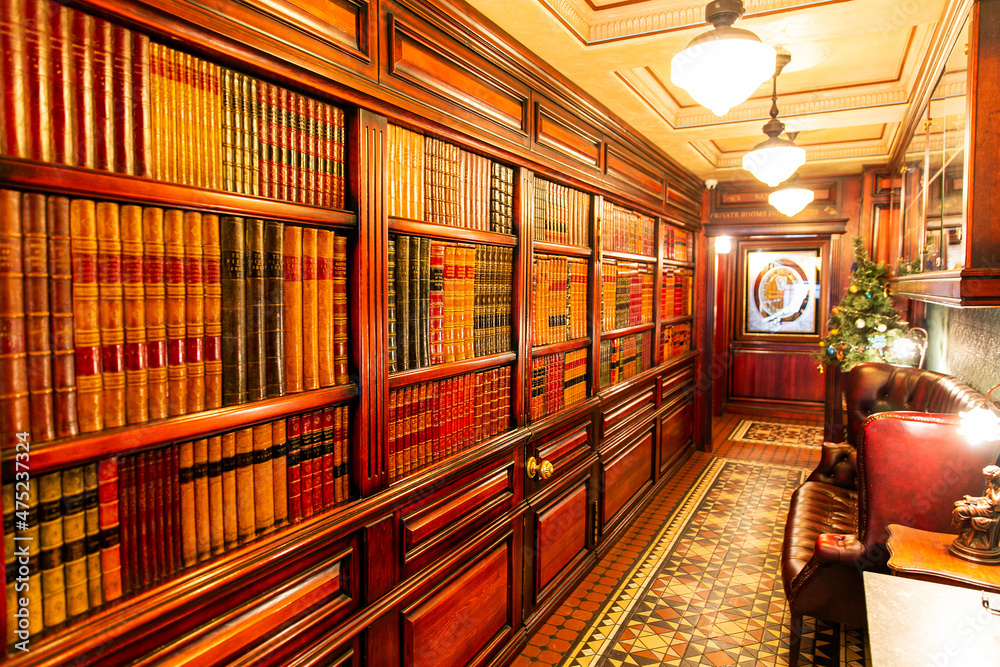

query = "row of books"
[601,260,655,332]
[661,323,692,363]
[387,366,511,481]
[663,225,692,262]
[388,235,513,373]
[532,177,590,247]
[662,267,694,318]
[532,255,588,346]
[528,349,588,422]
[3,406,351,644]
[0,1,346,208]
[601,201,655,257]
[0,191,349,450]
[599,331,652,389]
[386,125,514,233]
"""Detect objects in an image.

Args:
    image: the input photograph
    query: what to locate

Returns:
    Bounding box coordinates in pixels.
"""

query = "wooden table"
[886,523,1000,593]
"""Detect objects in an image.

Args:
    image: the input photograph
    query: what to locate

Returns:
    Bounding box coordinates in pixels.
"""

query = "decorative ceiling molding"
[693,133,895,171]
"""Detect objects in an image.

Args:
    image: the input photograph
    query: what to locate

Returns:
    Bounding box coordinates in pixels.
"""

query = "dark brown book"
[316,229,334,387]
[69,10,94,169]
[120,204,148,424]
[143,207,168,420]
[96,201,126,428]
[324,407,336,507]
[203,215,222,409]
[91,16,114,171]
[21,192,55,442]
[332,234,349,385]
[147,449,162,583]
[193,438,210,561]
[264,220,285,397]
[283,224,302,392]
[164,209,187,416]
[301,227,319,390]
[111,24,133,174]
[23,0,51,162]
[207,436,224,556]
[134,453,149,587]
[244,218,265,402]
[49,3,75,165]
[220,216,247,405]
[178,440,196,567]
[184,211,205,413]
[0,0,27,159]
[131,32,151,177]
[395,234,410,372]
[271,419,287,526]
[47,196,78,437]
[70,198,103,433]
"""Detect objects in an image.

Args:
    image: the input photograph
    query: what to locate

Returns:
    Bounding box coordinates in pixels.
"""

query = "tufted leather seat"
[807,363,987,488]
[781,412,996,666]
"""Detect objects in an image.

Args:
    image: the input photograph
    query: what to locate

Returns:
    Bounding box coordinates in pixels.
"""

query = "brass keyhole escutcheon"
[526,456,539,479]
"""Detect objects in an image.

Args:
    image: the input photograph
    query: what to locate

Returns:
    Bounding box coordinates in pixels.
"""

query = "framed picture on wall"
[741,246,822,337]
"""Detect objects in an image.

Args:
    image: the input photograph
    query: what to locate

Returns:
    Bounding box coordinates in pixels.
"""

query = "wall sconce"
[716,236,732,254]
[951,384,1000,564]
[670,0,777,116]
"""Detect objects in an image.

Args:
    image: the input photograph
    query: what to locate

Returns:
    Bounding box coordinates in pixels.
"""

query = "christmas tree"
[815,237,910,371]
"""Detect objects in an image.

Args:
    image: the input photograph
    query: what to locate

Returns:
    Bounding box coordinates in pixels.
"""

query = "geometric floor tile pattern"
[513,414,867,667]
[727,420,825,449]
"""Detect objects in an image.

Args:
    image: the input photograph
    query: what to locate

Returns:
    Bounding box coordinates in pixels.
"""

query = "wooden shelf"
[662,257,695,269]
[889,269,1000,306]
[388,217,517,246]
[600,322,655,339]
[0,384,358,480]
[389,428,528,488]
[659,314,693,326]
[388,352,517,389]
[598,364,661,401]
[533,241,592,258]
[527,396,600,436]
[531,337,591,357]
[0,158,357,228]
[601,249,657,263]
[658,349,699,371]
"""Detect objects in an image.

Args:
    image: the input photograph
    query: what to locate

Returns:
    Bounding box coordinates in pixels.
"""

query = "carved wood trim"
[604,144,666,204]
[533,100,603,171]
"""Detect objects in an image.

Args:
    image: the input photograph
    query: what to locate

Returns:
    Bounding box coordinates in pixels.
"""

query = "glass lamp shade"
[958,407,1000,445]
[671,27,777,116]
[743,138,806,187]
[768,187,814,216]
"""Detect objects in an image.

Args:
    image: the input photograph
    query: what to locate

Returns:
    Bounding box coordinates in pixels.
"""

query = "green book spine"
[395,235,410,372]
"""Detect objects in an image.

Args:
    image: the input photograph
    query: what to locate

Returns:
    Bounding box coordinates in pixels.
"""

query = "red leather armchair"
[808,363,987,489]
[781,412,995,667]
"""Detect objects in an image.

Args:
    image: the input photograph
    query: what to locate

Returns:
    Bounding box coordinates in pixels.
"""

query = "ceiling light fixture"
[670,0,777,117]
[742,53,805,187]
[768,187,814,216]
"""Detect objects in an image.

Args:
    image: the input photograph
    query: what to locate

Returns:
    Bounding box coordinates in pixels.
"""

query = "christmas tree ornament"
[830,328,839,336]
[849,284,859,293]
[865,291,872,298]
[877,323,887,333]
[826,346,835,356]
[832,306,840,315]
[856,318,866,328]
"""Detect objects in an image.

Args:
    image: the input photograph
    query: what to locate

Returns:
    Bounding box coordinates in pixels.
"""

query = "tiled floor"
[512,412,866,667]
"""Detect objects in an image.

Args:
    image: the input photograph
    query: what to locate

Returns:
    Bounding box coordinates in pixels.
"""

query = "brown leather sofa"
[808,363,988,488]
[781,411,997,666]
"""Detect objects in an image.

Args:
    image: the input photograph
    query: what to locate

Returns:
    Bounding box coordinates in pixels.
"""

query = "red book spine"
[91,17,113,171]
[332,234,348,385]
[299,412,314,519]
[256,80,270,199]
[48,3,74,165]
[164,209,187,416]
[429,382,440,462]
[47,196,78,437]
[135,452,149,589]
[132,33,151,177]
[96,202,126,428]
[0,190,29,452]
[336,405,348,502]
[0,0,27,158]
[23,0,51,162]
[150,448,165,581]
[399,386,411,475]
[118,456,134,595]
[297,95,309,204]
[286,415,302,523]
[320,103,332,209]
[310,410,323,512]
[387,390,398,482]
[322,407,335,508]
[70,198,104,433]
[69,10,94,168]
[267,84,280,199]
[277,87,289,202]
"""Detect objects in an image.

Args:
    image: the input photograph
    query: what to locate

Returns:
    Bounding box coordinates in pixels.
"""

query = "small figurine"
[950,465,1000,564]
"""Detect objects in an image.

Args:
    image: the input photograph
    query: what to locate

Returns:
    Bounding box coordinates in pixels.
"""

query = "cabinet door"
[659,399,693,473]
[600,427,654,535]
[523,462,596,623]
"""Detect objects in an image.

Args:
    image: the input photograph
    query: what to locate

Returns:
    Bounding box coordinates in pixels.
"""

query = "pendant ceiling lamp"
[670,0,777,117]
[769,187,814,216]
[742,52,805,186]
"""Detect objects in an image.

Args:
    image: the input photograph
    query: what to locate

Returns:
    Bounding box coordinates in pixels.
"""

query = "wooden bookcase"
[0,0,704,664]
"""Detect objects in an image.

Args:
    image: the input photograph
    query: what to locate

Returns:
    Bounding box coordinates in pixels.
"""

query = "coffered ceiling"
[464,0,966,183]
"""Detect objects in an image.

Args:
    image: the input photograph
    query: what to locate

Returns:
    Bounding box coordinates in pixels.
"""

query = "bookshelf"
[0,0,704,663]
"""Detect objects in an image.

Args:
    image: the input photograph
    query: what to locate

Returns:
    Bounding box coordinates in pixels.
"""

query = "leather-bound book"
[39,472,67,631]
[266,84,280,199]
[0,0,27,158]
[220,68,234,192]
[120,205,148,424]
[69,10,94,169]
[3,484,14,643]
[324,407,337,507]
[301,227,319,390]
[252,422,274,535]
[299,411,314,519]
[91,17,113,171]
[96,457,122,602]
[332,234,349,385]
[184,210,204,414]
[220,431,237,550]
[83,463,102,607]
[193,438,210,561]
[316,229,334,387]
[442,243,456,363]
[295,94,308,204]
[319,103,332,208]
[174,51,190,187]
[231,72,246,194]
[178,440,196,567]
[220,215,246,405]
[399,386,412,474]
[184,53,201,188]
[70,198,104,432]
[148,42,162,179]
[428,241,445,365]
[244,75,259,197]
[23,0,51,162]
[49,3,75,165]
[202,214,222,409]
[387,238,397,373]
[256,80,270,197]
[142,207,167,420]
[235,427,256,544]
[263,220,285,397]
[21,193,55,441]
[244,218,265,402]
[95,202,125,429]
[111,24,133,174]
[62,466,90,618]
[131,32,150,177]
[286,415,302,524]
[387,390,398,482]
[311,410,324,511]
[0,192,32,446]
[164,209,187,416]
[283,224,303,392]
[337,405,349,502]
[304,98,316,206]
[415,381,427,470]
[271,419,288,526]
[409,236,423,368]
[462,245,476,360]
[207,436,223,555]
[277,87,291,202]
[394,235,410,371]
[152,449,168,578]
[118,457,134,594]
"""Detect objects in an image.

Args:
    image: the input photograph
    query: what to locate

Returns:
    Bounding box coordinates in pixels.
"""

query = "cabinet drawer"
[660,366,694,402]
[400,456,516,576]
[601,383,655,439]
[601,429,654,529]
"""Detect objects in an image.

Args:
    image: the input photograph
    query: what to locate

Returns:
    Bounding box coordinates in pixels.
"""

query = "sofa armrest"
[806,441,858,489]
[814,533,864,566]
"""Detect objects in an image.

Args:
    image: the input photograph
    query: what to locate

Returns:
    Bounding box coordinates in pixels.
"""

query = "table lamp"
[951,385,1000,564]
